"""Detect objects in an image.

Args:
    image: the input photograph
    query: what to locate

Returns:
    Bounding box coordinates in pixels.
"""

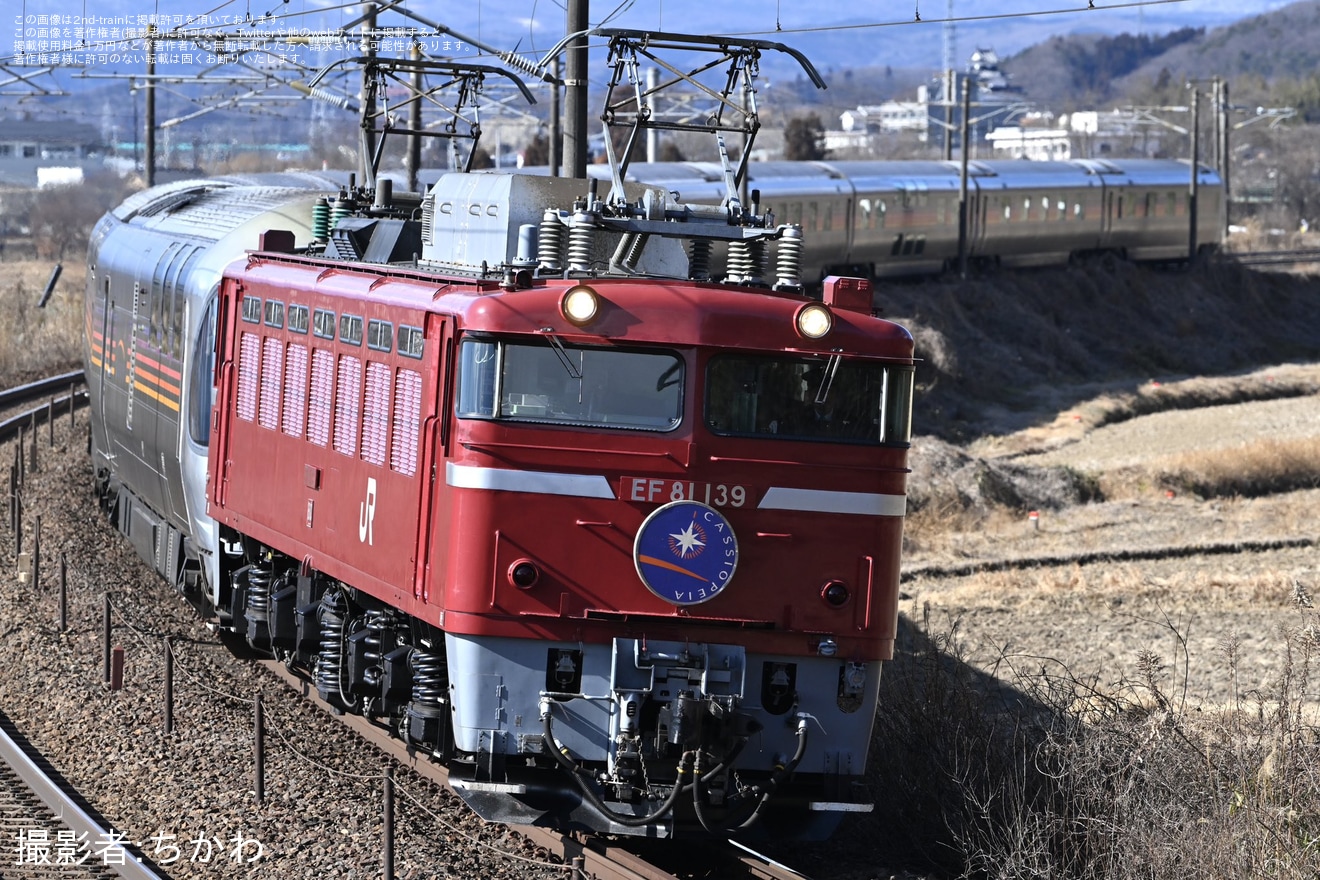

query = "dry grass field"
[771,263,1320,878]
[0,255,85,386]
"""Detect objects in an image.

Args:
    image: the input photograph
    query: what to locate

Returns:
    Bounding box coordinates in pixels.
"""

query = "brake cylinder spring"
[245,565,273,616]
[315,588,351,704]
[409,648,448,713]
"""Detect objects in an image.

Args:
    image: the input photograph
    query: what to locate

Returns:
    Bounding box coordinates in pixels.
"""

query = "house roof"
[0,119,103,146]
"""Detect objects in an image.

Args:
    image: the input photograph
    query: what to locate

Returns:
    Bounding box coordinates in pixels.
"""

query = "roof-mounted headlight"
[561,284,600,327]
[795,302,833,339]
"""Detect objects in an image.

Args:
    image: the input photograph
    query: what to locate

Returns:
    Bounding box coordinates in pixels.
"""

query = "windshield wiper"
[543,333,584,380]
[813,354,841,405]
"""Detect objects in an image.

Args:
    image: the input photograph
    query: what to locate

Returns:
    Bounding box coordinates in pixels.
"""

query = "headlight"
[795,302,833,339]
[561,284,600,326]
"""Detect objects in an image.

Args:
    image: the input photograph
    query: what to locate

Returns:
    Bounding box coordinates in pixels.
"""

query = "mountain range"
[9,0,1300,73]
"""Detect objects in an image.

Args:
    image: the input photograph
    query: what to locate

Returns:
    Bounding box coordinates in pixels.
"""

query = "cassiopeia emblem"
[633,500,738,606]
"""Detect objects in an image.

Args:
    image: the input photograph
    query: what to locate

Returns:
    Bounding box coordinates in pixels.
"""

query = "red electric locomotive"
[204,168,914,839]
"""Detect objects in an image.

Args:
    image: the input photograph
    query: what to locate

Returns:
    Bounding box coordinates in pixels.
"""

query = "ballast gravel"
[0,414,569,880]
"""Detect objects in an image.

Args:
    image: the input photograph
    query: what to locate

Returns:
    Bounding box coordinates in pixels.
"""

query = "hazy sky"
[10,0,1295,72]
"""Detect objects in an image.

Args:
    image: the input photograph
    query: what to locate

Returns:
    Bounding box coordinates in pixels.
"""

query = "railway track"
[0,710,169,880]
[902,534,1317,583]
[0,369,84,444]
[1228,247,1320,268]
[256,657,818,880]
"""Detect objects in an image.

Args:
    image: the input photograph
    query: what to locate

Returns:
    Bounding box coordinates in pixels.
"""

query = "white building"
[985,126,1072,161]
[839,86,932,139]
[1067,110,1165,157]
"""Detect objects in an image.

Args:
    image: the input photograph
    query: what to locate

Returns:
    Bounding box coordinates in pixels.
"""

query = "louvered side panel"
[282,343,308,437]
[361,361,391,466]
[259,337,283,429]
[390,369,422,477]
[236,332,259,422]
[334,354,362,455]
[308,348,333,447]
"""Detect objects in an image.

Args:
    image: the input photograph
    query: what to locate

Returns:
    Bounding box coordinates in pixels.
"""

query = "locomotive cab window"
[288,305,310,334]
[398,324,425,359]
[457,337,682,431]
[313,308,335,339]
[367,319,392,353]
[706,354,913,447]
[264,299,284,329]
[340,314,364,346]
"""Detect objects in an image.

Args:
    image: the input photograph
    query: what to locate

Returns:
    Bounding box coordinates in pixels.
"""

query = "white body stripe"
[758,487,906,516]
[446,462,616,499]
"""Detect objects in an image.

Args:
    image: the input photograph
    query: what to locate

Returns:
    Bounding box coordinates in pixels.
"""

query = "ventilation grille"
[308,349,333,447]
[390,369,422,476]
[236,332,259,422]
[282,343,308,437]
[419,193,434,245]
[361,361,391,467]
[259,337,283,429]
[334,355,362,456]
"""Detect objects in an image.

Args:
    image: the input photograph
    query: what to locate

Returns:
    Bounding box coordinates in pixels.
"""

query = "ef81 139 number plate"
[621,476,753,508]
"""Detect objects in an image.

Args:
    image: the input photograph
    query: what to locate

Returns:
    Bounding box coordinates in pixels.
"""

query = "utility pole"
[359,1,379,188]
[943,69,954,161]
[647,66,660,163]
[1188,86,1199,262]
[958,75,971,278]
[1218,78,1231,241]
[405,41,422,192]
[549,57,562,176]
[564,0,589,178]
[144,25,156,185]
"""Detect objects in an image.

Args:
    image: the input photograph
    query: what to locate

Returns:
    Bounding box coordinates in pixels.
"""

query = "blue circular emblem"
[633,501,739,606]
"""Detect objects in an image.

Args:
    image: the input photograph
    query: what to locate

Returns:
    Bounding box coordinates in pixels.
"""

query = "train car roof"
[111,173,343,225]
[232,255,913,359]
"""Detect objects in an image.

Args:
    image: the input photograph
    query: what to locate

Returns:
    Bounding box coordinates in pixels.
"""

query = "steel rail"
[256,658,685,880]
[0,370,86,443]
[0,712,171,880]
[902,534,1317,583]
[0,369,85,409]
[256,657,815,880]
[1229,248,1320,266]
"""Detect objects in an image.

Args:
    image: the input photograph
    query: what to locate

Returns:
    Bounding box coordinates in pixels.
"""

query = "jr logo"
[359,477,377,545]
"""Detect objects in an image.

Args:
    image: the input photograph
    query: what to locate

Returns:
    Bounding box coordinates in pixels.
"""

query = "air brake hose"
[693,715,810,834]
[680,736,748,793]
[541,701,692,827]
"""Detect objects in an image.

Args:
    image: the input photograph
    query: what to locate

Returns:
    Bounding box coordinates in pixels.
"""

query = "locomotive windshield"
[705,354,913,446]
[457,337,683,431]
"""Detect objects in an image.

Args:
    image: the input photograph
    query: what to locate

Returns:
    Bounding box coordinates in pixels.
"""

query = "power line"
[717,0,1192,38]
